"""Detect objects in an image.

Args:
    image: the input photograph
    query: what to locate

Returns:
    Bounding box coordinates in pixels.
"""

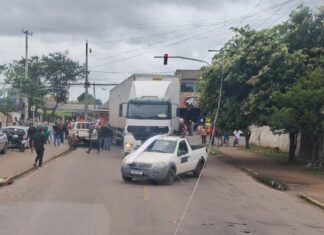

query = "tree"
[4,56,46,119]
[42,52,84,117]
[269,67,324,162]
[199,5,323,163]
[77,92,95,104]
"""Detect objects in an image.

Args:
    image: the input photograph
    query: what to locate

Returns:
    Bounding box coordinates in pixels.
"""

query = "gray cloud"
[0,0,322,101]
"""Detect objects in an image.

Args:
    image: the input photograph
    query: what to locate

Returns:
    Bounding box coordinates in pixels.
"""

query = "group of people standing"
[86,123,113,154]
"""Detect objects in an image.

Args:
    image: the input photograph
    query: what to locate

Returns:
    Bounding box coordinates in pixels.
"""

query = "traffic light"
[163,53,168,65]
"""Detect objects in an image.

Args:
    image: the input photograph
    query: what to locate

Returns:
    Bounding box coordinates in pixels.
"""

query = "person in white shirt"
[86,126,100,153]
[233,129,243,147]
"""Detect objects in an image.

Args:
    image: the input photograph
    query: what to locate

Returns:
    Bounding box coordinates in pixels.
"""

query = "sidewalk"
[219,146,324,208]
[0,143,70,185]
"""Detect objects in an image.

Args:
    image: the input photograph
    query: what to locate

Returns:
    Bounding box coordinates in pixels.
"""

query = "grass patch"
[209,146,223,157]
[241,144,288,162]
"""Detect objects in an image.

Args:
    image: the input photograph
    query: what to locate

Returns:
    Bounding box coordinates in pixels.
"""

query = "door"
[176,140,191,173]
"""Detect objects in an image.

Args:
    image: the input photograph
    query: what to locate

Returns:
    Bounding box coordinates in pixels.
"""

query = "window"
[178,140,188,155]
[181,80,196,92]
[119,103,123,117]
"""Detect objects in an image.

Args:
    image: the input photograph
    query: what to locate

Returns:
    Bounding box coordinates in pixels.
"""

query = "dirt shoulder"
[216,146,324,205]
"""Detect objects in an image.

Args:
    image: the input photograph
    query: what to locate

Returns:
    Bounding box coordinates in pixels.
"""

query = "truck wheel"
[19,145,26,152]
[122,175,132,182]
[164,167,176,185]
[193,161,204,178]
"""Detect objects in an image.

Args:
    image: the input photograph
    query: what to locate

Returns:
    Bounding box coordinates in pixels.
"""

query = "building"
[175,69,201,125]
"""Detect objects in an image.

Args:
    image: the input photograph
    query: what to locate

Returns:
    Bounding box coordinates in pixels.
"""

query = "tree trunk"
[245,131,251,149]
[50,103,58,120]
[288,131,298,164]
[311,138,320,162]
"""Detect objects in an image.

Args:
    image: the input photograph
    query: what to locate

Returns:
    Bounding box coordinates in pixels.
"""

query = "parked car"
[0,129,8,154]
[121,136,207,185]
[3,126,29,149]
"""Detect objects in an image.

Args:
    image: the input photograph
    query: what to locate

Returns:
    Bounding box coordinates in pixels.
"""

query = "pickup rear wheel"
[164,167,176,185]
[193,161,204,178]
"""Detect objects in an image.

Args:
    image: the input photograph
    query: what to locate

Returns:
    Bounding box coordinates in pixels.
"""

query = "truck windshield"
[127,103,170,119]
[145,140,176,154]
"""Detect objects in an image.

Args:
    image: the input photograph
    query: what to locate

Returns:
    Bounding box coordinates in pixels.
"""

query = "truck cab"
[124,98,178,153]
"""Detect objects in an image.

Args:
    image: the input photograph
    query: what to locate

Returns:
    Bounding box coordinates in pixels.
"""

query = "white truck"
[109,74,180,154]
[121,135,207,185]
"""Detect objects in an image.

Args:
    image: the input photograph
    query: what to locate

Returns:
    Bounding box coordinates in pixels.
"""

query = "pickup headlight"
[152,162,167,169]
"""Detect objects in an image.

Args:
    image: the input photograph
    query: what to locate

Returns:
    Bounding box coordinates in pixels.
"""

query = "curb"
[298,194,324,210]
[242,167,288,191]
[0,149,71,187]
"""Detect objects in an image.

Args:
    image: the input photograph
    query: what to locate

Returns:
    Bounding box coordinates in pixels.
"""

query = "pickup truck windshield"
[127,103,170,119]
[145,140,177,154]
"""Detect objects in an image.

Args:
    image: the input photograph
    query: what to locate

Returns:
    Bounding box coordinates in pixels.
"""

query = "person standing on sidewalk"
[27,122,37,153]
[33,127,46,168]
[101,123,112,151]
[52,122,60,146]
[86,126,100,154]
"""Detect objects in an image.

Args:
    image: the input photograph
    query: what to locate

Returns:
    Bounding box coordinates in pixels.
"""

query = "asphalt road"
[0,146,324,235]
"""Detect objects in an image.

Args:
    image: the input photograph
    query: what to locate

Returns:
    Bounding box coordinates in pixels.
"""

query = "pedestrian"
[209,127,215,145]
[86,125,100,153]
[43,123,50,144]
[188,120,194,136]
[33,127,46,168]
[102,123,113,151]
[27,122,37,153]
[97,123,104,149]
[222,130,229,147]
[233,129,243,147]
[52,122,60,146]
[197,112,205,126]
[198,125,207,145]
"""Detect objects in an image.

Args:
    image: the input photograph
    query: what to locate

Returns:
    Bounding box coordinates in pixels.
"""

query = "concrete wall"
[250,125,324,159]
[249,125,300,153]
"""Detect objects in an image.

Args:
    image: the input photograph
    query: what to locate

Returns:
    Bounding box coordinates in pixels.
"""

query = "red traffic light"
[163,53,168,65]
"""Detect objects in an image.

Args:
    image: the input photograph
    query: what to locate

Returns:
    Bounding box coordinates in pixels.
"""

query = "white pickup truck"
[121,136,207,185]
[69,122,93,144]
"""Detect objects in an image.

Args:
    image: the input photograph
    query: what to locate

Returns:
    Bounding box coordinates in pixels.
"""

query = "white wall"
[249,125,301,153]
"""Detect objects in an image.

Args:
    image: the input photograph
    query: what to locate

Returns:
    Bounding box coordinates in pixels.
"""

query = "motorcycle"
[7,133,26,152]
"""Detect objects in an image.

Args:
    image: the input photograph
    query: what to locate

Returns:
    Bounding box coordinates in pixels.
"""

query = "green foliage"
[199,5,324,159]
[4,52,84,118]
[0,97,15,115]
[77,92,95,103]
[42,51,84,109]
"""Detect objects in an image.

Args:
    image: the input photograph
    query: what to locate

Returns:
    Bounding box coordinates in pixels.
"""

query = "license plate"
[130,170,143,175]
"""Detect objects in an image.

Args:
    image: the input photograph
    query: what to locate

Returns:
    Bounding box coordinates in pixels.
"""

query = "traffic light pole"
[154,55,210,65]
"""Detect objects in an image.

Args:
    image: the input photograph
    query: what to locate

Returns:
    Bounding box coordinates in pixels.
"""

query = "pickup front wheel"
[164,167,176,185]
[122,175,132,182]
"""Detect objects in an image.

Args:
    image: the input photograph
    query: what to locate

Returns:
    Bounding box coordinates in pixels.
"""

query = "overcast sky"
[0,0,322,103]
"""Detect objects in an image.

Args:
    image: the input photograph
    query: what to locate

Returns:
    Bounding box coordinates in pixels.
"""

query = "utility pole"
[93,82,96,111]
[84,40,89,120]
[22,29,33,120]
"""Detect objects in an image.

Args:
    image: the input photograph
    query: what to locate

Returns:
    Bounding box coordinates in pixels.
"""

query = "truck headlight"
[152,162,167,169]
[124,142,134,149]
